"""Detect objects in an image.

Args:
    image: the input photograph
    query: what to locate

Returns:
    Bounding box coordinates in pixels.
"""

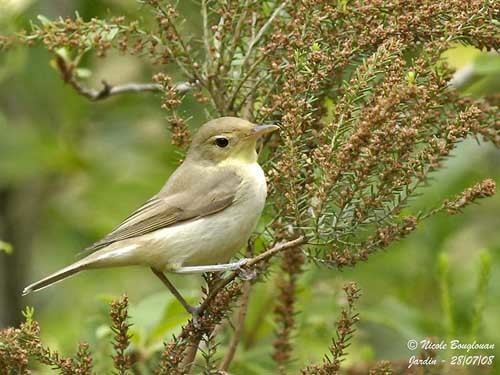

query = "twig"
[201,0,212,75]
[54,50,195,101]
[235,72,270,115]
[69,79,192,101]
[223,0,251,75]
[227,54,266,111]
[198,236,306,316]
[177,237,304,371]
[70,80,157,101]
[219,280,252,371]
[156,4,202,83]
[55,56,193,101]
[225,1,287,111]
[207,15,228,114]
[181,274,226,374]
[225,1,287,112]
[162,43,197,80]
[182,339,201,374]
[212,15,226,77]
[240,0,288,68]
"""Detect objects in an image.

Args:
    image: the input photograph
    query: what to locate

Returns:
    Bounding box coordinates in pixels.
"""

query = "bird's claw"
[235,258,249,268]
[234,258,257,281]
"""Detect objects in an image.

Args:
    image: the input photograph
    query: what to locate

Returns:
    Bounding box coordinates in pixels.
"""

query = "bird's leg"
[150,268,200,318]
[171,258,249,274]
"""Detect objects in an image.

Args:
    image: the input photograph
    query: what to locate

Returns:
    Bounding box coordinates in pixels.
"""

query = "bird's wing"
[83,168,242,253]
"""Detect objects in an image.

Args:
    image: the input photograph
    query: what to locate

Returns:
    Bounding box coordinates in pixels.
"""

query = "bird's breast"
[181,162,267,266]
[233,162,267,206]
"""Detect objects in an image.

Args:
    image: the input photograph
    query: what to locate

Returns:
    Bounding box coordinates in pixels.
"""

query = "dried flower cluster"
[272,246,305,372]
[3,15,147,57]
[0,0,498,373]
[0,307,93,374]
[157,279,243,374]
[110,296,133,374]
[443,178,496,215]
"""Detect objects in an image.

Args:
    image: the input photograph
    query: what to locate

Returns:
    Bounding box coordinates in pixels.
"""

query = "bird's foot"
[234,258,249,269]
[234,258,257,281]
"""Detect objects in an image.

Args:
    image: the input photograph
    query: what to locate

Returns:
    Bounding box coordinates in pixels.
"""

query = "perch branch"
[198,236,305,316]
[178,237,305,369]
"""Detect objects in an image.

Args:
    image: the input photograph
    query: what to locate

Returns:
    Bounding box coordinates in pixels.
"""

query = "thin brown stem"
[182,338,202,374]
[69,80,192,101]
[219,280,252,371]
[227,54,266,112]
[176,238,305,372]
[156,5,202,82]
[240,0,288,68]
[181,275,225,374]
[223,0,251,75]
[201,0,212,73]
[198,236,305,316]
[235,72,270,115]
[212,15,226,77]
[162,43,197,80]
[55,54,193,101]
[70,80,160,101]
[226,0,287,112]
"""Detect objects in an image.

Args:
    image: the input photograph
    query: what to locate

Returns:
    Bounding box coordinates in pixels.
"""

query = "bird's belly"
[136,197,264,269]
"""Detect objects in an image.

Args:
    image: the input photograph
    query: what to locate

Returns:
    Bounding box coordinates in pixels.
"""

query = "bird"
[23,117,279,316]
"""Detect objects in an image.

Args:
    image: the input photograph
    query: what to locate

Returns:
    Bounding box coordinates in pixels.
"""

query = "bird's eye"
[214,137,229,148]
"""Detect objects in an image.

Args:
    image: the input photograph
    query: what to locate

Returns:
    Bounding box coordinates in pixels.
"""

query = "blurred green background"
[1,1,499,373]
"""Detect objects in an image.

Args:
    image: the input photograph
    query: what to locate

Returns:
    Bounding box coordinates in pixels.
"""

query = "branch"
[175,237,305,370]
[227,54,266,112]
[219,241,254,371]
[155,4,203,83]
[68,80,162,101]
[55,54,193,101]
[69,80,194,101]
[201,0,212,72]
[198,236,306,316]
[240,0,288,69]
[223,0,251,75]
[182,338,202,374]
[219,280,252,371]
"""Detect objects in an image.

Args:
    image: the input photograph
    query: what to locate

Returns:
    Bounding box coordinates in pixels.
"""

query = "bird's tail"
[22,260,88,296]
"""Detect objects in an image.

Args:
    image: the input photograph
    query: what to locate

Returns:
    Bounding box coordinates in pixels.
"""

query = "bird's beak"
[249,124,279,139]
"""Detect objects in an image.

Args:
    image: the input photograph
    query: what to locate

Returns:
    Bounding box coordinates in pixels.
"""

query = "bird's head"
[186,117,279,165]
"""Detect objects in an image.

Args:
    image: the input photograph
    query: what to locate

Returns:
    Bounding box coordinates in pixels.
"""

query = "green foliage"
[0,240,13,254]
[438,253,455,338]
[470,250,492,340]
